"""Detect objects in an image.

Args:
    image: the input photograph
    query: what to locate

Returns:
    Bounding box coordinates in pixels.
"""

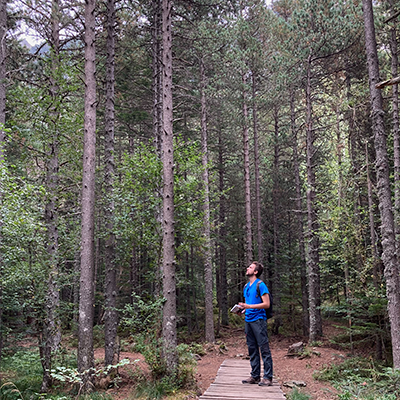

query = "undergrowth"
[0,348,113,400]
[132,342,199,399]
[314,356,400,400]
[286,388,311,400]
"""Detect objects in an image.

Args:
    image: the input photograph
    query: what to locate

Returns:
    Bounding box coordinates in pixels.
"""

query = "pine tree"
[362,0,400,369]
[78,0,96,387]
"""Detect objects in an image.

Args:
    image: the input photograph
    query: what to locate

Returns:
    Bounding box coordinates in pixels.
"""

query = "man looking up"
[238,262,273,386]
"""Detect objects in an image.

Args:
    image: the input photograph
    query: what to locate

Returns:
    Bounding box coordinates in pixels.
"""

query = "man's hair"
[252,261,263,278]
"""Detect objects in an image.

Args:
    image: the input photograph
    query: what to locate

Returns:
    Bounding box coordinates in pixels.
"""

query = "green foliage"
[122,295,198,388]
[0,351,42,400]
[122,294,165,377]
[50,359,131,388]
[321,295,389,358]
[133,343,198,400]
[286,388,311,400]
[131,334,166,379]
[0,346,126,400]
[134,376,177,400]
[122,294,165,335]
[175,344,198,390]
[315,357,400,399]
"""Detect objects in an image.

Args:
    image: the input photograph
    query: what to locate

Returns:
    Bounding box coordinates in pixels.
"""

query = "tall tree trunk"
[252,72,262,264]
[130,244,138,303]
[366,143,380,290]
[104,0,117,367]
[185,251,192,334]
[78,0,96,387]
[290,89,309,336]
[200,58,215,343]
[161,0,177,373]
[152,0,162,154]
[0,0,4,156]
[272,107,282,335]
[389,0,400,252]
[218,128,228,326]
[362,0,400,368]
[242,73,252,266]
[0,0,6,369]
[40,0,61,391]
[151,0,163,298]
[305,54,322,342]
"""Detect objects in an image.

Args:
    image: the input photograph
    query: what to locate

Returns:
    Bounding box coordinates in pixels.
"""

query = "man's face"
[246,263,257,277]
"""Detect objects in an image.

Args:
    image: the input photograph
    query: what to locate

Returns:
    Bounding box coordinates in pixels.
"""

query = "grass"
[1,350,43,400]
[286,388,311,400]
[314,356,400,400]
[0,348,113,400]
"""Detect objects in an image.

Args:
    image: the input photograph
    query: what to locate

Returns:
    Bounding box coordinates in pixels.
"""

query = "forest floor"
[104,320,349,400]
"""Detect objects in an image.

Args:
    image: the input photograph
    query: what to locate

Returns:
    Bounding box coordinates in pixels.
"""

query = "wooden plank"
[201,396,285,400]
[200,391,286,400]
[199,359,286,400]
[204,389,284,397]
[212,381,281,389]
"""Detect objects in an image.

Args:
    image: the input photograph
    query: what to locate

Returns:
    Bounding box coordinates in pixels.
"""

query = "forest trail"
[195,323,344,400]
[199,359,285,400]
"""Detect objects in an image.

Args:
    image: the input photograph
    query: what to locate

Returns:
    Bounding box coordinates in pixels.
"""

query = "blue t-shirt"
[243,279,269,322]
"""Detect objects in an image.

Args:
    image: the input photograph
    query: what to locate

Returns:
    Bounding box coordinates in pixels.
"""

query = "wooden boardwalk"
[199,359,286,400]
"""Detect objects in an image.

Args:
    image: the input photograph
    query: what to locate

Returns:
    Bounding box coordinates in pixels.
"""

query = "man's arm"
[238,293,270,310]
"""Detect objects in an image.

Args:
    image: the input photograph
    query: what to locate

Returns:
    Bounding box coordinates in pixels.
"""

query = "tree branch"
[376,75,400,89]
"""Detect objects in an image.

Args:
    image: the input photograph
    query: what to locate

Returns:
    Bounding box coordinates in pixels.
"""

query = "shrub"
[315,357,400,399]
[286,388,311,400]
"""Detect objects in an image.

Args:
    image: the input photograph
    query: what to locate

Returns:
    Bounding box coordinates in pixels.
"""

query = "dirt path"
[196,325,342,399]
[105,321,345,400]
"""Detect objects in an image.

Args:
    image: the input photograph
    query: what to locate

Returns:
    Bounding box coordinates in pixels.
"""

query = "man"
[238,261,273,386]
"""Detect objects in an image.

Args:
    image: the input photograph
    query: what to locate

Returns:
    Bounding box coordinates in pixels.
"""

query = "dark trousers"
[245,319,273,379]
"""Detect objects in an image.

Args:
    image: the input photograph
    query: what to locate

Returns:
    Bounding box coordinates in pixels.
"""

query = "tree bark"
[0,0,5,157]
[389,0,400,254]
[252,72,263,264]
[305,53,322,342]
[242,73,252,266]
[366,142,380,291]
[40,0,61,391]
[152,0,162,155]
[200,58,215,343]
[218,128,228,326]
[272,106,282,335]
[104,0,117,367]
[78,0,96,387]
[151,0,163,298]
[362,0,400,368]
[290,89,309,336]
[161,0,177,373]
[0,0,6,369]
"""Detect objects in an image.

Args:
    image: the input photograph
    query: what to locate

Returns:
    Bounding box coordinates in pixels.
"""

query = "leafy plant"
[315,357,400,399]
[50,358,131,395]
[122,294,165,335]
[133,343,198,400]
[0,350,42,399]
[286,388,311,400]
[175,344,198,389]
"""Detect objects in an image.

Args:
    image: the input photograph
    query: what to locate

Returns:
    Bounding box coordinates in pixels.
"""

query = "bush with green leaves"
[133,343,198,400]
[286,388,311,400]
[122,294,165,335]
[315,357,400,399]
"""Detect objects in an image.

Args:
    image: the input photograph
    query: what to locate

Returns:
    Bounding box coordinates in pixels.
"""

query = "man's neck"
[248,275,257,284]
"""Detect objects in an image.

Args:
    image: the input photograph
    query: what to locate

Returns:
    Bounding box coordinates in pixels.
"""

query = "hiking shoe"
[242,376,260,384]
[258,378,273,386]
